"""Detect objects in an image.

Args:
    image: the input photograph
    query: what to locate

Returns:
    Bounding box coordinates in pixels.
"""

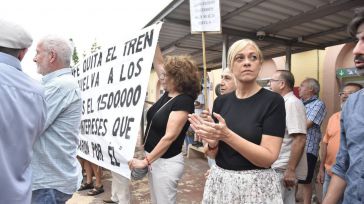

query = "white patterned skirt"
[202,165,283,204]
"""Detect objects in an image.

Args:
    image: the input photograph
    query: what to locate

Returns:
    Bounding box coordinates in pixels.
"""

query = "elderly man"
[298,77,326,204]
[317,83,362,201]
[0,19,47,204]
[31,36,82,204]
[269,70,307,204]
[220,68,236,95]
[323,7,364,204]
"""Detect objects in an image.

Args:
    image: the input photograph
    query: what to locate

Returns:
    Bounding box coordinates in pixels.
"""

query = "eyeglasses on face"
[338,91,355,97]
[268,79,283,83]
[160,73,167,80]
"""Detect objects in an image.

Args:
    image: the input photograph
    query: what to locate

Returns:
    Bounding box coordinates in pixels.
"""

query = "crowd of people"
[0,20,83,203]
[1,6,364,204]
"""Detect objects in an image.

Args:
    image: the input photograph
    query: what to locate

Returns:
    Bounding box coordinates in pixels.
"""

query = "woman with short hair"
[189,39,286,203]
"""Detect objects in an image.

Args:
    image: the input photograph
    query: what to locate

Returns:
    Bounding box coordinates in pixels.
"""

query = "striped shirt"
[303,96,326,156]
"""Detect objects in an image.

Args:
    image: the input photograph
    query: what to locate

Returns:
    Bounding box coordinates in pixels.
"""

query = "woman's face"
[160,72,175,92]
[232,45,261,83]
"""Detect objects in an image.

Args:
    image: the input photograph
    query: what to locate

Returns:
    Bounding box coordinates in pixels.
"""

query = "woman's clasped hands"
[188,111,230,142]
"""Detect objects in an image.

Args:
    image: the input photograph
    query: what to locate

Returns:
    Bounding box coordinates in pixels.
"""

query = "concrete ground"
[67,142,322,204]
[67,145,209,204]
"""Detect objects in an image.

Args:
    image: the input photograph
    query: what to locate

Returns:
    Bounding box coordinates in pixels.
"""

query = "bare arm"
[224,131,282,168]
[287,134,306,170]
[317,141,327,184]
[146,111,188,162]
[203,142,219,159]
[284,133,306,187]
[191,112,282,168]
[153,44,164,77]
[322,174,346,204]
[130,111,188,169]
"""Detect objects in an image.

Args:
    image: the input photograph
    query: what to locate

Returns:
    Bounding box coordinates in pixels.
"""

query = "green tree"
[72,46,79,65]
[69,38,79,66]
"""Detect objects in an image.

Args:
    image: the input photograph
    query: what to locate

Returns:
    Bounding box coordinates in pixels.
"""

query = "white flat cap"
[0,19,32,49]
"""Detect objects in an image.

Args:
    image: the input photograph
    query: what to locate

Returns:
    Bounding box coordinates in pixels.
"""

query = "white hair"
[40,35,72,67]
[302,78,320,95]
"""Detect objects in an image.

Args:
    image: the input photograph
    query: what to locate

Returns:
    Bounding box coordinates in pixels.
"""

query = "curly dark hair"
[348,7,364,37]
[164,55,201,100]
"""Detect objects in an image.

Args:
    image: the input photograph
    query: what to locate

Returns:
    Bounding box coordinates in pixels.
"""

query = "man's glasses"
[339,91,355,97]
[268,79,284,83]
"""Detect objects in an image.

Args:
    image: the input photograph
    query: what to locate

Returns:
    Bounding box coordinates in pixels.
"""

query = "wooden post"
[202,32,208,108]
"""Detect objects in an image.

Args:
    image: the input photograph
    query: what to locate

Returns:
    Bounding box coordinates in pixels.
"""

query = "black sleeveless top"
[144,92,194,158]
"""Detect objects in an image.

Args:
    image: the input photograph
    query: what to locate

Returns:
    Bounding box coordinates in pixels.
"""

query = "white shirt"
[272,91,307,180]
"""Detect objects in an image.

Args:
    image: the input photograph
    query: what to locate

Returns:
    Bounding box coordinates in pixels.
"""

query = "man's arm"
[317,141,327,184]
[284,133,306,187]
[306,100,326,129]
[322,174,346,204]
[43,85,78,130]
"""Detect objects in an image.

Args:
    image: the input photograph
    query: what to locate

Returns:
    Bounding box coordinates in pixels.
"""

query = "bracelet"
[145,156,151,166]
[145,156,152,171]
[145,156,152,170]
[208,144,218,150]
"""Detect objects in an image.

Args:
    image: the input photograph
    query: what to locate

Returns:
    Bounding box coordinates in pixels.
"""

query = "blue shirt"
[332,89,364,204]
[0,52,46,204]
[31,68,83,194]
[303,96,326,156]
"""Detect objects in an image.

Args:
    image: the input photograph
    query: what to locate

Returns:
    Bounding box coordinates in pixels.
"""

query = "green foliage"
[72,46,79,65]
[69,38,79,66]
[69,38,102,64]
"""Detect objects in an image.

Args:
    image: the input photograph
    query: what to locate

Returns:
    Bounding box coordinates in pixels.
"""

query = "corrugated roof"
[147,0,364,69]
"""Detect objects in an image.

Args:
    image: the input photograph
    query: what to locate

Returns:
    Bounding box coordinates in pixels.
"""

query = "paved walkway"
[66,142,321,204]
[67,147,209,204]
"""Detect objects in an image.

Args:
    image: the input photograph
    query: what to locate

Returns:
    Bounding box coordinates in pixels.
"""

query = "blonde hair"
[227,39,263,70]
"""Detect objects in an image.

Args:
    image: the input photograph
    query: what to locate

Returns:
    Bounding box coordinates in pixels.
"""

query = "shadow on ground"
[68,144,209,204]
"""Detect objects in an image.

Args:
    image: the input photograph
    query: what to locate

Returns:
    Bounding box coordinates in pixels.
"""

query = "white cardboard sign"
[190,0,221,33]
[73,22,163,179]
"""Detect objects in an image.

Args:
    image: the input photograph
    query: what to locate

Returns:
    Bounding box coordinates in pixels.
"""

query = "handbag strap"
[143,95,178,145]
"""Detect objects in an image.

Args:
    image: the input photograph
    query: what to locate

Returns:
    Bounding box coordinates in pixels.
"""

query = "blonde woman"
[189,39,285,203]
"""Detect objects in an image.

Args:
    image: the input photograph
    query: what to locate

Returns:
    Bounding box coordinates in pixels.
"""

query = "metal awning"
[146,0,363,69]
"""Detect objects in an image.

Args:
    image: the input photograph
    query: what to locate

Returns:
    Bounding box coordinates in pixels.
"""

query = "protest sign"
[190,0,221,33]
[73,22,163,179]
